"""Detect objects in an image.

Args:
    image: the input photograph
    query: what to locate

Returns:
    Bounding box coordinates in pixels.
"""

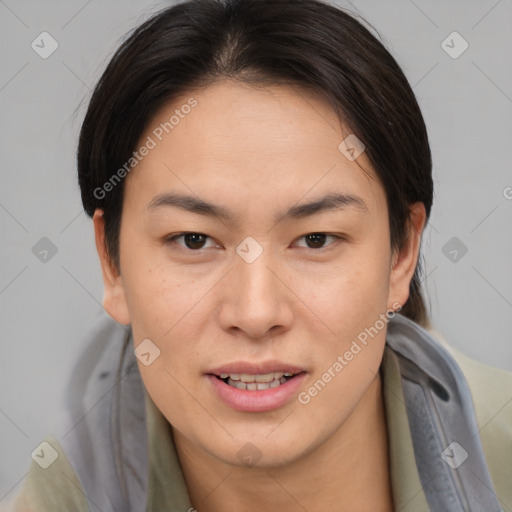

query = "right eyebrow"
[145,191,368,223]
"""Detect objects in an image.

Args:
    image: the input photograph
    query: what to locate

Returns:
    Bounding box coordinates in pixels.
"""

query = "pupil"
[185,233,205,249]
[307,233,326,248]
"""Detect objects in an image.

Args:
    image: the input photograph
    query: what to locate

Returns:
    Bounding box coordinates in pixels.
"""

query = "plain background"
[1,0,511,502]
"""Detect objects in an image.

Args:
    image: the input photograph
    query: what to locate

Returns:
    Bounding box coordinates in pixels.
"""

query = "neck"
[173,373,393,512]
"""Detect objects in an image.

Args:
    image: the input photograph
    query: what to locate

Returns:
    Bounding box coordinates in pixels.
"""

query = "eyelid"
[165,232,219,249]
[293,233,341,249]
[164,232,344,251]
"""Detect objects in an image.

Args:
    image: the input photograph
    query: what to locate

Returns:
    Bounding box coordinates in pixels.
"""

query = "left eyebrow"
[276,192,369,222]
[145,192,368,223]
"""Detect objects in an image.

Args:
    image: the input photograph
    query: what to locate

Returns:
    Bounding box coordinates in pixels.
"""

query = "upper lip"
[208,361,306,376]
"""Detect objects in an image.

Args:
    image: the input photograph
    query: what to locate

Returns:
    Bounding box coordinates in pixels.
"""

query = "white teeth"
[221,371,295,383]
[226,375,294,390]
[229,379,246,390]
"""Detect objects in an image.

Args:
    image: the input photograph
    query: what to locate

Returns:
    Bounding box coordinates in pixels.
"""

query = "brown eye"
[296,233,339,249]
[166,233,215,250]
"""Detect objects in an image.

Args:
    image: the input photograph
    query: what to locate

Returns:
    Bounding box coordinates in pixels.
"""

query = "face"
[94,80,424,469]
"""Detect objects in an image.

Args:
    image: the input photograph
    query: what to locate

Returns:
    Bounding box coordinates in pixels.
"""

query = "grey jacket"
[37,313,506,511]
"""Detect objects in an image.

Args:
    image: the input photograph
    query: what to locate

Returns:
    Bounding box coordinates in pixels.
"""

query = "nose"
[217,244,293,340]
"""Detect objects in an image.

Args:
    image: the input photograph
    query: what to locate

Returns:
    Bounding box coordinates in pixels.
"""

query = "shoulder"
[8,435,90,512]
[428,328,512,503]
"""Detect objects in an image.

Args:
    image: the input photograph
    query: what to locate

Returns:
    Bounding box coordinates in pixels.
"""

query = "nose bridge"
[221,237,291,338]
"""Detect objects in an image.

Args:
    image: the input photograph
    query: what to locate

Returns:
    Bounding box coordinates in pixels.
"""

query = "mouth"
[214,371,300,391]
[206,362,307,412]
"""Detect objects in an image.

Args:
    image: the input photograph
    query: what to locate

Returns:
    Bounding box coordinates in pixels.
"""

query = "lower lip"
[207,373,307,412]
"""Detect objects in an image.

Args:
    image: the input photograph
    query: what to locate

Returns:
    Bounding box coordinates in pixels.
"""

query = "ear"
[387,202,427,311]
[93,209,131,325]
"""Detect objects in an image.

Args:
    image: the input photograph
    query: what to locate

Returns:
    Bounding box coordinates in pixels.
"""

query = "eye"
[164,232,342,252]
[294,233,341,250]
[165,232,218,250]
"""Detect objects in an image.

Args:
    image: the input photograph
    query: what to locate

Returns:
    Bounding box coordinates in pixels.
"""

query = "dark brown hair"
[77,0,433,326]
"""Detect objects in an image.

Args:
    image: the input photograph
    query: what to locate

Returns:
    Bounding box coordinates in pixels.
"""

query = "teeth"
[220,371,295,383]
[226,375,295,391]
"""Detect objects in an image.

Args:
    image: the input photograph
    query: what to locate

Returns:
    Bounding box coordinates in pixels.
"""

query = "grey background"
[1,0,511,503]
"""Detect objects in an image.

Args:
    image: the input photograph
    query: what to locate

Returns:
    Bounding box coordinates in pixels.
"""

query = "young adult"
[11,1,511,510]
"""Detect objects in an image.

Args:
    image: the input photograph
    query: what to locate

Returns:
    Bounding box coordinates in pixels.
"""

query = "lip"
[207,372,307,412]
[207,360,306,376]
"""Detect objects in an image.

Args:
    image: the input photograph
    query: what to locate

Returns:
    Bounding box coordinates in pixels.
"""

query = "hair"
[77,0,433,326]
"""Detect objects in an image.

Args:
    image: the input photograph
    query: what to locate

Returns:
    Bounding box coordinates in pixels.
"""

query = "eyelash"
[163,232,343,252]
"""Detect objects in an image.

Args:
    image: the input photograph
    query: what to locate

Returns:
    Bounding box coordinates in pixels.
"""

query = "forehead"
[124,80,385,219]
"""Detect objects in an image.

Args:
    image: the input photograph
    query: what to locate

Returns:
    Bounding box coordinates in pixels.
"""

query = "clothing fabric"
[9,311,512,511]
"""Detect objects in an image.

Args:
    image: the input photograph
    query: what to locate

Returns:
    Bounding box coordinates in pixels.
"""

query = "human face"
[94,80,421,468]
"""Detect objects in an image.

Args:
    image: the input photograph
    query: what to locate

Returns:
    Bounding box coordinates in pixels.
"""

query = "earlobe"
[92,210,131,325]
[387,202,427,311]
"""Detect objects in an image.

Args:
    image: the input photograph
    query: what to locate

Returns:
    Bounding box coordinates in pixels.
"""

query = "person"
[9,0,511,510]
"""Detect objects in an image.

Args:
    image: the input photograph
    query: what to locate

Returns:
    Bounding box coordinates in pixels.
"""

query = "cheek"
[296,247,391,340]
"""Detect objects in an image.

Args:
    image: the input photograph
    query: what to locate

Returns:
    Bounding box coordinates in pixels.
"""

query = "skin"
[93,79,426,511]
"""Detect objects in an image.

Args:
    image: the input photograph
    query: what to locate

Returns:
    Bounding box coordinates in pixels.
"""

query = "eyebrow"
[145,192,368,223]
